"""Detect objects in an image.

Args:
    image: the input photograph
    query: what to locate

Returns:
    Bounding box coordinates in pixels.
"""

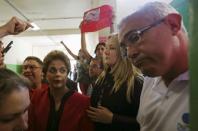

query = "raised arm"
[0,17,32,68]
[0,41,5,68]
[80,23,92,61]
[0,16,33,38]
[60,41,79,60]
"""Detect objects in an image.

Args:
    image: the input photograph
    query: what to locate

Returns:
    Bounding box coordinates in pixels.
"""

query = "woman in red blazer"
[28,50,94,131]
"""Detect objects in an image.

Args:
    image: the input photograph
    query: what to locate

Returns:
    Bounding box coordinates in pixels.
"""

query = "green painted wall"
[171,0,198,130]
[6,64,22,74]
[171,0,189,32]
[189,0,198,130]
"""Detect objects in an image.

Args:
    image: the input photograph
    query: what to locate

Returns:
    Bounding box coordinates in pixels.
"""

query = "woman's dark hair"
[94,42,105,54]
[0,68,31,106]
[43,50,71,75]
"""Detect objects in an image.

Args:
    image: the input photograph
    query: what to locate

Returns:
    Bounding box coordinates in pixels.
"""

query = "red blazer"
[28,87,94,131]
[29,83,48,99]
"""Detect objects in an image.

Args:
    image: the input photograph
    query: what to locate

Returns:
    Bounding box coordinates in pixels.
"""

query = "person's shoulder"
[71,92,90,106]
[133,75,144,91]
[140,76,161,96]
[73,92,89,100]
[133,75,144,100]
[41,83,49,90]
[35,85,48,92]
[135,75,144,85]
[143,76,160,85]
[31,86,48,100]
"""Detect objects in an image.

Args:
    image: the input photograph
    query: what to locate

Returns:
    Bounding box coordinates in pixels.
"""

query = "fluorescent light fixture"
[30,22,40,31]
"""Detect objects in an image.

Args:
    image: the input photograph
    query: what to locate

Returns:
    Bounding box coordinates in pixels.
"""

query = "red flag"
[81,5,113,33]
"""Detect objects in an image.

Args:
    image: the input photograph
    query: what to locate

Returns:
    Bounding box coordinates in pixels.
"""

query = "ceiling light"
[30,22,40,31]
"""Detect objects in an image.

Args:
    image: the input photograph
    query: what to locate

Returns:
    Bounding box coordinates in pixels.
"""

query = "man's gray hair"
[119,2,187,33]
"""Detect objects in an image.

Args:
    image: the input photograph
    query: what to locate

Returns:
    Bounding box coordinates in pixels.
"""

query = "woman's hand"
[87,106,113,124]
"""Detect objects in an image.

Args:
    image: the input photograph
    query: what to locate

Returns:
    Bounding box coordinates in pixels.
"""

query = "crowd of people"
[0,2,189,131]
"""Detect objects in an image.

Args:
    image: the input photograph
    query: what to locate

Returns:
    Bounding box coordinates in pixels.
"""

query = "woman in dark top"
[87,34,143,131]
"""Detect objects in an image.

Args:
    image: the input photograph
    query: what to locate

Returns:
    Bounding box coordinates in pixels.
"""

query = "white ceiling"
[0,0,93,32]
[0,0,175,44]
[1,0,178,64]
[0,0,175,34]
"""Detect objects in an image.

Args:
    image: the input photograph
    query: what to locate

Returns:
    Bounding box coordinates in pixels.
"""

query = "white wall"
[31,32,98,70]
[3,36,32,64]
[2,32,98,71]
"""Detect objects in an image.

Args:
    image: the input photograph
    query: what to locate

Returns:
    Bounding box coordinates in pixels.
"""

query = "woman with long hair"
[87,34,143,131]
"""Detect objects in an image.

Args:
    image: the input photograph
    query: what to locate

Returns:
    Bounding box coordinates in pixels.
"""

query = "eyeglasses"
[48,67,67,74]
[22,65,41,71]
[121,18,165,47]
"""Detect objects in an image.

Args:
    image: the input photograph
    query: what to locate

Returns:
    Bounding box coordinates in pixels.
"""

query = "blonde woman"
[87,34,143,131]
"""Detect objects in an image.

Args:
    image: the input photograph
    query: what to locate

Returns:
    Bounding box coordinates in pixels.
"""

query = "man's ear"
[164,13,182,35]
